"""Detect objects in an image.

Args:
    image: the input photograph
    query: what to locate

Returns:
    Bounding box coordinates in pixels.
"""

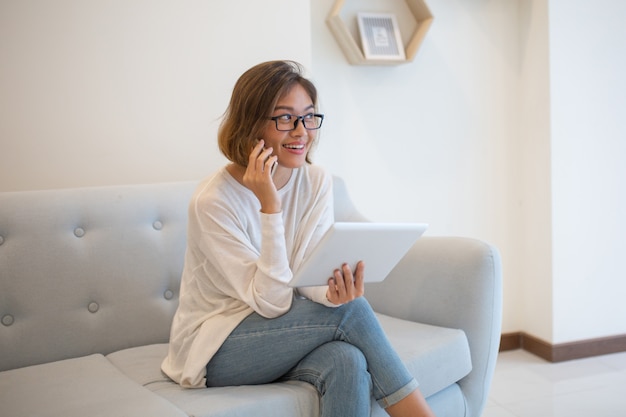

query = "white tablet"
[288,222,428,288]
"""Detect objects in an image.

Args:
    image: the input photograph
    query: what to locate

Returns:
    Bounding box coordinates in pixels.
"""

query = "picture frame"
[357,12,406,61]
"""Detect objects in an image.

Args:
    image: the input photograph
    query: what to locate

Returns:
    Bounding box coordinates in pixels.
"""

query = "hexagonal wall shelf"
[327,0,433,65]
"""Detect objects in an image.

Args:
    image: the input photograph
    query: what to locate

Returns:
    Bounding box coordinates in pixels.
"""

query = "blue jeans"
[205,297,419,417]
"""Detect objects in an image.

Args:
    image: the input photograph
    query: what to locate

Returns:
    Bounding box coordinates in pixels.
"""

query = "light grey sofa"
[0,177,502,417]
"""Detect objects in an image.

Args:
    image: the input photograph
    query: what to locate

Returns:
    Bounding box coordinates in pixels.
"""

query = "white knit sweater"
[161,164,336,388]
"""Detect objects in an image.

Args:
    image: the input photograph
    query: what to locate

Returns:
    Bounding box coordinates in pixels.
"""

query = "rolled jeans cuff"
[376,378,420,409]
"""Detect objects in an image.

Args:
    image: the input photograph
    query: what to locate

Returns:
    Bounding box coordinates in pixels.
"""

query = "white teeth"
[283,144,304,149]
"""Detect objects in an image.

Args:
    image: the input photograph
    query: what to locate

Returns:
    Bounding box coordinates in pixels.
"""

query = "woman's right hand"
[243,140,280,214]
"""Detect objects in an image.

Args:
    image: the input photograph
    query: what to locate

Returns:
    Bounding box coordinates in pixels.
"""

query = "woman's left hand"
[326,261,365,305]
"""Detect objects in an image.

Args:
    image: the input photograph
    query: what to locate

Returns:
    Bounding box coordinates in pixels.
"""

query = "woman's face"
[260,83,317,170]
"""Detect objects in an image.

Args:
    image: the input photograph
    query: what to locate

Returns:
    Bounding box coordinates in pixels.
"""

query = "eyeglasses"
[269,113,324,131]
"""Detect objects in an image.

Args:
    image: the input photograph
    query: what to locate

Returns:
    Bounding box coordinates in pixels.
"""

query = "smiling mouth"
[283,143,305,150]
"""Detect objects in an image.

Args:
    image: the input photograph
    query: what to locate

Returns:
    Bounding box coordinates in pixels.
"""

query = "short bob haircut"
[218,60,319,167]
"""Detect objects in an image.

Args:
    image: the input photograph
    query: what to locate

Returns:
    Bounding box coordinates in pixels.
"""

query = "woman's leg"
[385,389,435,417]
[205,297,421,411]
[205,297,350,386]
[281,341,372,417]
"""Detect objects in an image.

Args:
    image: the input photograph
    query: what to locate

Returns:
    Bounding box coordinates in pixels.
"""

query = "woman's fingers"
[249,140,275,175]
[354,261,365,297]
[248,140,263,167]
[334,266,347,294]
[243,140,280,214]
[265,154,277,175]
[327,262,365,304]
[342,264,355,299]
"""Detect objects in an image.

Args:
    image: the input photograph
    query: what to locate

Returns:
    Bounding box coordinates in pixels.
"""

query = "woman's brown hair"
[218,60,318,166]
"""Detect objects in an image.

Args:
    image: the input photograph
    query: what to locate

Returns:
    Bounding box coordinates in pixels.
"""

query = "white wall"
[517,0,554,343]
[548,0,626,343]
[0,0,311,190]
[1,0,625,345]
[311,0,524,334]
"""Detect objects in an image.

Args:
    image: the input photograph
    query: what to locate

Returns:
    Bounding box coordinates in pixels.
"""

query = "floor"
[482,349,626,417]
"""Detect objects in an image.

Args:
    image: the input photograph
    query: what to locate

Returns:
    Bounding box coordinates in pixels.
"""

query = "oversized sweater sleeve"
[191,190,294,319]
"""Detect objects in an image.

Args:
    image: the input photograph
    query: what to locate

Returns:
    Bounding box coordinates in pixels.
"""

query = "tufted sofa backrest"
[0,177,364,372]
[0,182,196,372]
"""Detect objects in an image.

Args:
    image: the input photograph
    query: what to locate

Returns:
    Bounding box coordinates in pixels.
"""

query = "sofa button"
[164,289,174,300]
[88,302,99,313]
[153,220,163,230]
[74,227,85,238]
[2,314,14,326]
[0,235,4,245]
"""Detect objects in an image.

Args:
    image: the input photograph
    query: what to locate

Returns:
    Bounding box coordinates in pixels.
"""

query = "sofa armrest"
[365,236,502,417]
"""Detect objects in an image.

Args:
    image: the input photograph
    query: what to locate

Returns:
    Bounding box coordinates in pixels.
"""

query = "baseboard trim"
[500,332,626,362]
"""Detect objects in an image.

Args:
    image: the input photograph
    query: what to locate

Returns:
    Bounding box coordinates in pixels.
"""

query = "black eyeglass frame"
[269,113,325,131]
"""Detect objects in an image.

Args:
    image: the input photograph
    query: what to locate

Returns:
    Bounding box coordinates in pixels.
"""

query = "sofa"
[0,176,502,417]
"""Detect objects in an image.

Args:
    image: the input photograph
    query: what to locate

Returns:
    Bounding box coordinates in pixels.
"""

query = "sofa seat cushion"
[375,312,472,397]
[107,314,471,416]
[154,379,319,417]
[107,343,319,417]
[0,353,187,417]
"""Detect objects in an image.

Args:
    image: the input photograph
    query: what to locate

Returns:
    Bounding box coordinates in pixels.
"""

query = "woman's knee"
[327,341,368,374]
[335,297,382,337]
[296,341,369,384]
[339,297,375,320]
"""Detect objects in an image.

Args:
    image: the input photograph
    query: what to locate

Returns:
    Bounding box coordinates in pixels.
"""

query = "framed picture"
[357,12,406,61]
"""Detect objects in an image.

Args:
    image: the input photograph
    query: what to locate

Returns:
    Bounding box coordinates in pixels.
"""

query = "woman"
[162,60,435,417]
